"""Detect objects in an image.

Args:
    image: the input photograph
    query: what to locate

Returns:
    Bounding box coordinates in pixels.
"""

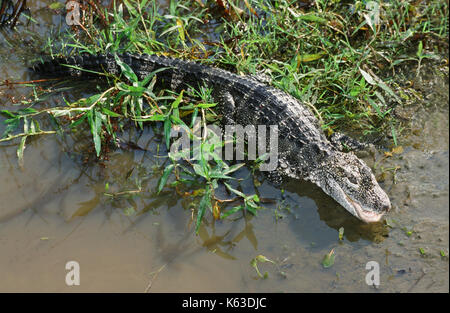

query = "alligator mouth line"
[346,196,384,223]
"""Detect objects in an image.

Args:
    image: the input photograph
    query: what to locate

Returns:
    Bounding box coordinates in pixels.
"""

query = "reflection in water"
[283,176,389,244]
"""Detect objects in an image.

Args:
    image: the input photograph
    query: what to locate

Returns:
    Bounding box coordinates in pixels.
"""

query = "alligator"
[32,53,391,222]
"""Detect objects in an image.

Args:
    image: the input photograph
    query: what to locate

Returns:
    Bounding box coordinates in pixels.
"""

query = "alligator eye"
[346,175,359,185]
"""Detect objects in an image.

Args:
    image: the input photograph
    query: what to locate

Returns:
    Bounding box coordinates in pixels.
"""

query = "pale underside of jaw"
[347,197,384,223]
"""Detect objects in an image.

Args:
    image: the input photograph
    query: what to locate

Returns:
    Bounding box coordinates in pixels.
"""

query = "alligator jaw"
[347,196,385,223]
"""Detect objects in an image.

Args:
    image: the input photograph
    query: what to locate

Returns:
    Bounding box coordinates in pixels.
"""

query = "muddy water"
[0,1,448,292]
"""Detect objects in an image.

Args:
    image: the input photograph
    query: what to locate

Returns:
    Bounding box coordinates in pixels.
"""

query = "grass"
[0,0,448,230]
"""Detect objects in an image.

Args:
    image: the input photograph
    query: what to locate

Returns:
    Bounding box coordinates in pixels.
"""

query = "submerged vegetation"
[0,0,448,231]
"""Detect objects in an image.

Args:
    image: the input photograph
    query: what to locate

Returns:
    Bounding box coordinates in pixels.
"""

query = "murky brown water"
[0,0,448,292]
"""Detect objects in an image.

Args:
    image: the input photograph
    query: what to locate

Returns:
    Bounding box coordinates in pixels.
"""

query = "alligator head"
[307,151,391,223]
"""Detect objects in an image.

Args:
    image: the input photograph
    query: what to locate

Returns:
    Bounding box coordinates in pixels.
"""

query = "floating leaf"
[250,257,263,278]
[322,249,335,268]
[123,207,136,216]
[256,255,275,264]
[338,227,344,241]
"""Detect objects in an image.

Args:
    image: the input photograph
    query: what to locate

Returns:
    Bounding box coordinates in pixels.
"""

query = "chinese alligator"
[32,53,391,222]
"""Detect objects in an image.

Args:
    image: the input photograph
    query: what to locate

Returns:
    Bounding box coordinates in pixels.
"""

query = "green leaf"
[157,164,175,194]
[18,108,38,115]
[417,41,423,58]
[171,90,184,109]
[101,107,122,117]
[193,163,207,178]
[170,115,186,126]
[221,205,244,219]
[140,67,170,86]
[134,114,166,122]
[297,14,327,24]
[17,135,27,167]
[2,118,19,138]
[391,125,398,147]
[359,68,375,85]
[93,111,103,157]
[117,83,146,95]
[196,188,211,233]
[160,24,182,37]
[244,200,259,215]
[122,0,138,16]
[49,2,65,10]
[0,110,16,118]
[69,113,87,128]
[164,117,172,149]
[114,54,138,82]
[224,182,246,198]
[190,108,198,128]
[208,171,233,179]
[368,98,383,118]
[139,0,149,9]
[297,52,326,63]
[223,163,245,175]
[195,102,217,109]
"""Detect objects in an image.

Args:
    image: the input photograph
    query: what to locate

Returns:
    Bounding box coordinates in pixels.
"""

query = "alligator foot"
[263,170,285,187]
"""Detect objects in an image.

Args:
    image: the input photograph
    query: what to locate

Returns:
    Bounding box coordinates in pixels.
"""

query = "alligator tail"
[31,53,123,78]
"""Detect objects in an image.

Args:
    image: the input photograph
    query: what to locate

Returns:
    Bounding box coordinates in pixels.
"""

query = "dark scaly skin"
[32,53,391,222]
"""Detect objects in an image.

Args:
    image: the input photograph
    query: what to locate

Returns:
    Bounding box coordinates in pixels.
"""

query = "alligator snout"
[381,203,391,212]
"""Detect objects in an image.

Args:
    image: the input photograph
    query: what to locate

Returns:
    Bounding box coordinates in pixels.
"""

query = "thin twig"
[144,264,167,293]
[0,130,57,143]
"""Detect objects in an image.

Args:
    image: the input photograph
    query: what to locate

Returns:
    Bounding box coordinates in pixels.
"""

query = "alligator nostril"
[382,204,391,212]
